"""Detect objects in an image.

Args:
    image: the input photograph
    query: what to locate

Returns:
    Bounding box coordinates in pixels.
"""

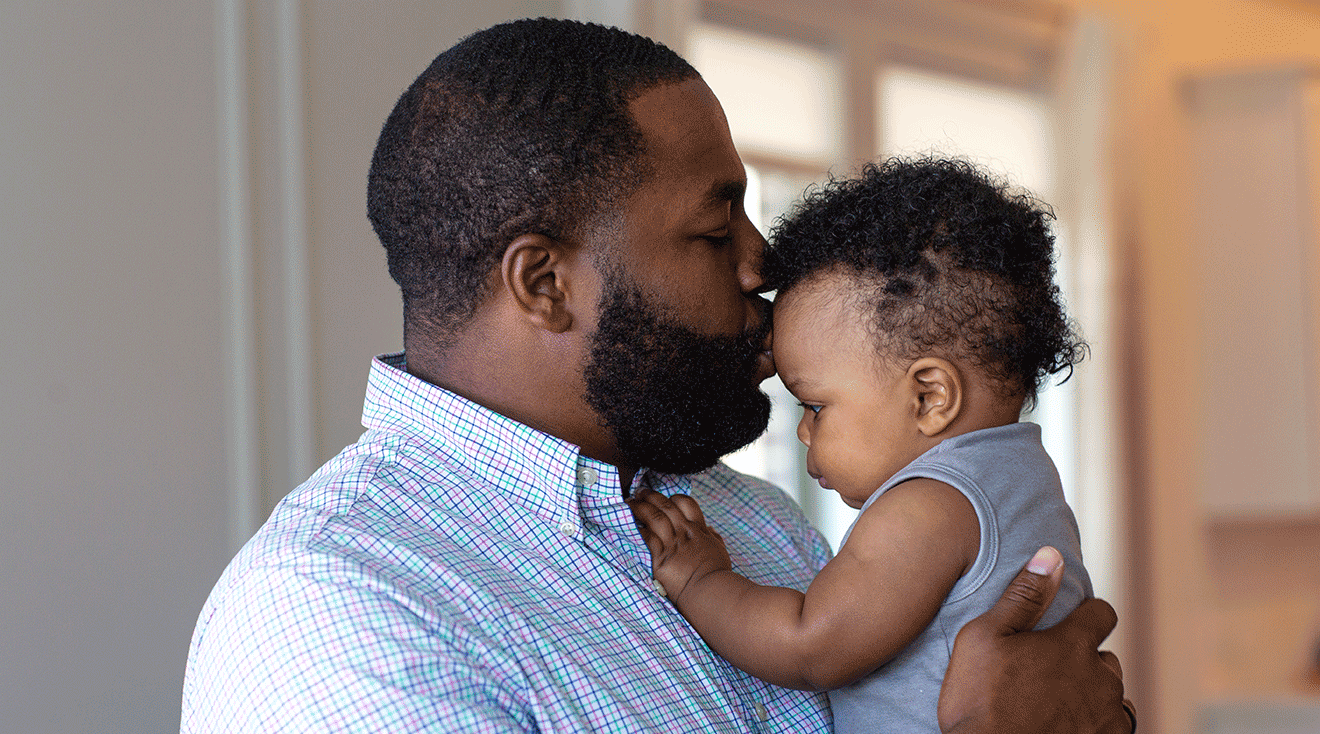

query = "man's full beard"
[583,271,772,476]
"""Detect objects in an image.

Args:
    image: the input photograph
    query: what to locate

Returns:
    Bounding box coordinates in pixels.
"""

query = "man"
[183,18,1131,732]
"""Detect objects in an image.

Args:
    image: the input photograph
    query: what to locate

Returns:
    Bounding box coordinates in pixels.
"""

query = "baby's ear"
[909,357,962,437]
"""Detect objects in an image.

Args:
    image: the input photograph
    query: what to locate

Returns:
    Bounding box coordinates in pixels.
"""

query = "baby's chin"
[838,493,867,510]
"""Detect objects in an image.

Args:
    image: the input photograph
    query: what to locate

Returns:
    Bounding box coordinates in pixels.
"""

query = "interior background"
[3,1,1318,732]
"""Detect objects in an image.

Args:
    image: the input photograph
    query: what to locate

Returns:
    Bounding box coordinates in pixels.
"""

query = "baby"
[629,157,1093,733]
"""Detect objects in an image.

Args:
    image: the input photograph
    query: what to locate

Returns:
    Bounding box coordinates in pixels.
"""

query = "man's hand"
[939,546,1132,733]
[628,489,732,604]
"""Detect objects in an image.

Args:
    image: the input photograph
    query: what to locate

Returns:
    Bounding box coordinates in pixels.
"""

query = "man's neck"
[405,336,636,492]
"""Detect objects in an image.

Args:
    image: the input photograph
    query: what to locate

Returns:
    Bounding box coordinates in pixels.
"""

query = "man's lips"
[754,349,775,382]
[751,326,774,382]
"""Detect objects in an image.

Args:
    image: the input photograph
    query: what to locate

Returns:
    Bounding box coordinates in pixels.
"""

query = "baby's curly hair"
[763,157,1086,405]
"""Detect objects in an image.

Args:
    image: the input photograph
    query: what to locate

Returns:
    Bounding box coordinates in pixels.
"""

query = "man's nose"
[734,215,767,295]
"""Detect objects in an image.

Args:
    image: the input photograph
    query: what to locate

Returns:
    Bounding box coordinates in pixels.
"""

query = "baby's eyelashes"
[798,402,822,415]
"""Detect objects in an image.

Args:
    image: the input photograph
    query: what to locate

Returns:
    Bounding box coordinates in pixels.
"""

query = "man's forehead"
[629,79,743,176]
[626,99,744,234]
[628,77,719,128]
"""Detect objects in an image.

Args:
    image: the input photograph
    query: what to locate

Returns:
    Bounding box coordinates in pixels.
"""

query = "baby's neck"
[935,393,1025,444]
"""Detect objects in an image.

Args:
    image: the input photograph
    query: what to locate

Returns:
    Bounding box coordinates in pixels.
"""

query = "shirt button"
[754,701,768,721]
[576,467,599,486]
[558,520,579,537]
[651,578,667,597]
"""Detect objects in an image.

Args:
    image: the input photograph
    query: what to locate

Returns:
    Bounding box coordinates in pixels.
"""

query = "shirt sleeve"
[182,564,530,733]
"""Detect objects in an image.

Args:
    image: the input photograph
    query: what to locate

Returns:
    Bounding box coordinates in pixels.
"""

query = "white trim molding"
[218,0,261,552]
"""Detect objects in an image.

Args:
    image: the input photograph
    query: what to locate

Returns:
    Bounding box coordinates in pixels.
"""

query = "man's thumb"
[982,546,1064,635]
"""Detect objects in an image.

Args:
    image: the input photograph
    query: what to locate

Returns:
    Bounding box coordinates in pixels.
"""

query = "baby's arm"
[629,481,979,691]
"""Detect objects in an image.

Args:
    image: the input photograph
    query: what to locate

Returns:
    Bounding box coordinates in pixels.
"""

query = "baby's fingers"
[632,519,664,563]
[629,488,695,529]
[628,492,677,543]
[669,494,707,525]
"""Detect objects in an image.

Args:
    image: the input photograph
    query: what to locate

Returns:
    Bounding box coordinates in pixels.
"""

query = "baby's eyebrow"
[781,374,818,393]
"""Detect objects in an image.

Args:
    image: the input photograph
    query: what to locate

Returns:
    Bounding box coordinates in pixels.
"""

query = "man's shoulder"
[209,429,480,603]
[189,430,514,674]
[689,461,805,518]
[274,427,476,534]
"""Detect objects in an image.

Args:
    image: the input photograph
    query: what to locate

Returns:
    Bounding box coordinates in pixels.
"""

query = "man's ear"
[501,234,576,334]
[909,357,962,437]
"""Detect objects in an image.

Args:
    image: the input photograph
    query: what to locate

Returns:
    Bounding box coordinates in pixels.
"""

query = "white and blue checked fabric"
[183,353,833,732]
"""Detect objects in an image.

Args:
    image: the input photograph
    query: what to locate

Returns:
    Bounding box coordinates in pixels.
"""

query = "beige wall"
[0,2,229,730]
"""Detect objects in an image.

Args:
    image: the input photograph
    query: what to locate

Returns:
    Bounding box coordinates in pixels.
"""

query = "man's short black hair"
[367,18,697,341]
[763,157,1086,404]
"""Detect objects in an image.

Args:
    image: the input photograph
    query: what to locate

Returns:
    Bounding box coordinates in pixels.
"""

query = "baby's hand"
[628,488,732,604]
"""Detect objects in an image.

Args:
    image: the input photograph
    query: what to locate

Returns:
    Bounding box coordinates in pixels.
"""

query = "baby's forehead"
[770,268,917,364]
[772,268,872,323]
[772,275,877,349]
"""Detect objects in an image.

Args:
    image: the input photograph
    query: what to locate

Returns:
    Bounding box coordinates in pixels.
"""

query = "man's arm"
[938,546,1133,734]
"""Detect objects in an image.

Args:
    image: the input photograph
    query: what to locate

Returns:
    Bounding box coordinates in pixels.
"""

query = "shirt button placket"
[561,466,597,539]
[575,467,598,487]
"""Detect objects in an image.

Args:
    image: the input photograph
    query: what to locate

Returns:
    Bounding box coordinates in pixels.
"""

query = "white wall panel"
[1185,67,1320,518]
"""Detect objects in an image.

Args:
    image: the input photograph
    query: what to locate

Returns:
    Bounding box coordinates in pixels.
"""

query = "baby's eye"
[798,402,821,415]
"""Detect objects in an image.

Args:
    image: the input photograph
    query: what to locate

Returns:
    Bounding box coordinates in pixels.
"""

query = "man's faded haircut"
[367,18,697,342]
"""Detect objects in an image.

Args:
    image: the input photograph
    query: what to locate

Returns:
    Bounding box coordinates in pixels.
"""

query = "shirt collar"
[363,352,647,529]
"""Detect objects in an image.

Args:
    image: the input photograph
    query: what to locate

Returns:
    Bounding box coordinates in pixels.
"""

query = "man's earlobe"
[502,234,574,333]
[911,357,962,437]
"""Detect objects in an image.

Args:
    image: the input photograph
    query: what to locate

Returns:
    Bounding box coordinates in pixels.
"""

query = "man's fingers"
[1056,596,1119,651]
[1100,650,1122,680]
[979,546,1064,636]
[941,546,1129,734]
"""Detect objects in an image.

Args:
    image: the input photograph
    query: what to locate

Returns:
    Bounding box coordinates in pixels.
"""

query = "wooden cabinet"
[1183,67,1320,733]
[1184,66,1320,519]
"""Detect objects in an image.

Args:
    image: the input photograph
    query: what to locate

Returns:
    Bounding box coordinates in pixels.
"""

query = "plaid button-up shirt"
[183,353,833,732]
